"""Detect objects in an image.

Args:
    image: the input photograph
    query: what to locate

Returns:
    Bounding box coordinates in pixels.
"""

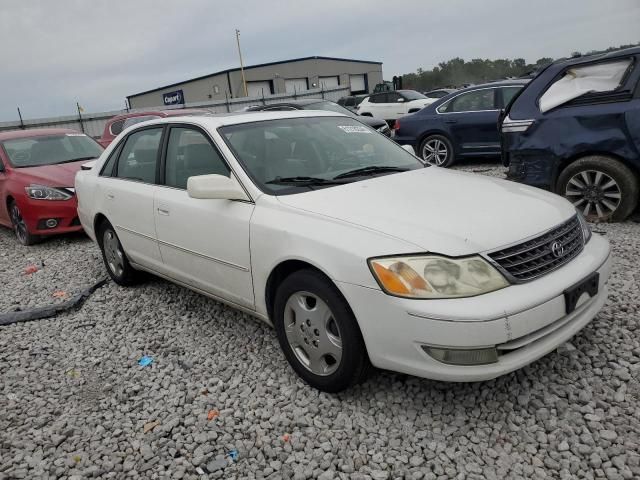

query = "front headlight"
[575,209,592,244]
[369,255,509,299]
[25,184,73,201]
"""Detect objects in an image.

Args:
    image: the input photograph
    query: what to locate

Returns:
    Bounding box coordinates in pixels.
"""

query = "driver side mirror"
[397,98,405,103]
[187,174,249,201]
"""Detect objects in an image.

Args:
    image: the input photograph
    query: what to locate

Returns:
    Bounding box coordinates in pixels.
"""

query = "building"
[127,56,383,109]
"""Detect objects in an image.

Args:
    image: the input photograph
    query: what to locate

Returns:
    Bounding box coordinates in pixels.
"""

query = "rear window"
[400,90,427,101]
[122,115,162,130]
[539,58,633,112]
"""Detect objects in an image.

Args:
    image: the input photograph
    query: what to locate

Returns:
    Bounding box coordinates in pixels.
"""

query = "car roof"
[0,128,82,141]
[108,108,209,122]
[128,110,349,131]
[553,46,640,68]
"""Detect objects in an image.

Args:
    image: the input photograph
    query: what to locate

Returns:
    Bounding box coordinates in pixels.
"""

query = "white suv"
[357,90,436,122]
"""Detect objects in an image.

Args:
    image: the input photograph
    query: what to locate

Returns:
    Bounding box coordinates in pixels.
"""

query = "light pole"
[235,29,248,97]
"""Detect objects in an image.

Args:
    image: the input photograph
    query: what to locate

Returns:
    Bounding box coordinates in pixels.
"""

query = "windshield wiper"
[54,156,98,164]
[265,176,347,186]
[333,166,409,180]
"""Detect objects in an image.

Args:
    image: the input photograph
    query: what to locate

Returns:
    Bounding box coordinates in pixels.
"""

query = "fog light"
[422,346,498,365]
[45,219,58,228]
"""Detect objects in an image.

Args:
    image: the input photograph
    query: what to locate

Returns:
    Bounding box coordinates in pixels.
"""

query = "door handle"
[444,119,458,124]
[157,207,170,216]
[106,193,115,200]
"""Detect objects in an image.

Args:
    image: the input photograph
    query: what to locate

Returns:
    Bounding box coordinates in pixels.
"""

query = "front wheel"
[557,156,639,222]
[419,134,454,167]
[98,221,140,285]
[273,270,370,392]
[9,201,39,246]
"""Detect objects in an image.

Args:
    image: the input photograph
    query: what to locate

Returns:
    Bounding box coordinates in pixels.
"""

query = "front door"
[153,125,255,308]
[102,126,164,270]
[444,88,501,155]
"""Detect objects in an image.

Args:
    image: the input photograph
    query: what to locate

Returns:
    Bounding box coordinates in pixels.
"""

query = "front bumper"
[18,196,83,236]
[338,234,611,382]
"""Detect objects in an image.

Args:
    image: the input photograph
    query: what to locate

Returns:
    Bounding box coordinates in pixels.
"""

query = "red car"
[0,128,104,245]
[98,109,209,147]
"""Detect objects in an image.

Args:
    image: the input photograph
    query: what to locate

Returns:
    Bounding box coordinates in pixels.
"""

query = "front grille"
[487,216,584,282]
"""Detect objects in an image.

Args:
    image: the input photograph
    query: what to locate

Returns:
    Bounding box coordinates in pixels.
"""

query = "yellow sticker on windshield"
[337,125,370,134]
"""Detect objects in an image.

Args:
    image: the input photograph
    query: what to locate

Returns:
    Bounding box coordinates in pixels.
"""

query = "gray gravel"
[1,162,639,480]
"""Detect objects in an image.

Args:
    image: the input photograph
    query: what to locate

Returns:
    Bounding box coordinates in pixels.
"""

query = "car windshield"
[220,116,424,194]
[1,134,104,168]
[400,90,428,100]
[305,101,356,117]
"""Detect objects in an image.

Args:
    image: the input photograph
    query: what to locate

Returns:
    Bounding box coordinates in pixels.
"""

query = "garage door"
[319,76,339,89]
[350,74,366,93]
[285,78,308,93]
[246,81,272,98]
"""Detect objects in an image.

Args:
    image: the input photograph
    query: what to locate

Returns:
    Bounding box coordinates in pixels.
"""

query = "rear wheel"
[419,134,454,167]
[98,221,140,285]
[557,156,639,222]
[273,269,370,392]
[9,201,39,246]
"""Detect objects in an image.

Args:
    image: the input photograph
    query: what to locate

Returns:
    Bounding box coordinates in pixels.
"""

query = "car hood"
[14,160,89,188]
[276,167,575,256]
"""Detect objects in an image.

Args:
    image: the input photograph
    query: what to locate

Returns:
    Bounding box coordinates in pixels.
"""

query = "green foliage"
[403,43,639,92]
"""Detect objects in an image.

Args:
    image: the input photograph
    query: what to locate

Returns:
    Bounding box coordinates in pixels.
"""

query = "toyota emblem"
[551,241,565,258]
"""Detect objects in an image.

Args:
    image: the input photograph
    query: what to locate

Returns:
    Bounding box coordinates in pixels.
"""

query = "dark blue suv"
[502,47,640,222]
[393,80,528,166]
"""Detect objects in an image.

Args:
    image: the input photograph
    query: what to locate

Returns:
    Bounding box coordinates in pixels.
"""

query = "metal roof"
[127,56,383,99]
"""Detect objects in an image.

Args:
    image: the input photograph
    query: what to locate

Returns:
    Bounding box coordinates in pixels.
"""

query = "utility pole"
[235,29,248,97]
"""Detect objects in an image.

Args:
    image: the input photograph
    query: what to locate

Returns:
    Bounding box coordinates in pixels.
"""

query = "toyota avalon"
[76,111,611,392]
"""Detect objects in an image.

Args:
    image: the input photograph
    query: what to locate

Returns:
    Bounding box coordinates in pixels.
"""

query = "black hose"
[0,278,108,326]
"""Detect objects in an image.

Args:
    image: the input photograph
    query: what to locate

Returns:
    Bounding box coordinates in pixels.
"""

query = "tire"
[418,134,455,167]
[556,156,639,222]
[273,269,370,392]
[8,200,39,246]
[97,221,140,286]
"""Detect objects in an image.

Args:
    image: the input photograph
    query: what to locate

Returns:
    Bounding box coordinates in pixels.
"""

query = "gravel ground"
[1,162,639,480]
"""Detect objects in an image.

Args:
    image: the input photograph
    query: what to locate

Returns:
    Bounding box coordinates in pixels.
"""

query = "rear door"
[439,87,501,155]
[101,126,164,270]
[153,125,255,308]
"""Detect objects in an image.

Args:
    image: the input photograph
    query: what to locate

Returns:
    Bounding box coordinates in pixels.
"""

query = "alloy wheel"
[422,138,448,165]
[9,203,28,244]
[103,229,125,277]
[283,291,342,376]
[565,169,622,219]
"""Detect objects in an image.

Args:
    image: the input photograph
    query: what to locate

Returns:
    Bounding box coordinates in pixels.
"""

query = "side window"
[369,94,381,104]
[539,58,633,112]
[345,98,355,107]
[501,86,523,107]
[109,120,125,136]
[164,127,230,189]
[99,144,122,176]
[448,89,496,112]
[115,128,163,183]
[387,92,401,103]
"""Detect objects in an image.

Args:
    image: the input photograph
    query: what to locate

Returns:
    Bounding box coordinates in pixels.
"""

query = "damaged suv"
[502,47,640,222]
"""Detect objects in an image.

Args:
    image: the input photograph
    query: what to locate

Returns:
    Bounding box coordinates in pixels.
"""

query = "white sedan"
[76,111,611,392]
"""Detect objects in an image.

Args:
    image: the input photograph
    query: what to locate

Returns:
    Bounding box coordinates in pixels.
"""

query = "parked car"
[99,109,209,147]
[356,90,436,123]
[76,111,611,392]
[244,99,391,136]
[502,47,640,222]
[0,128,103,245]
[337,95,367,113]
[393,81,528,166]
[423,88,457,99]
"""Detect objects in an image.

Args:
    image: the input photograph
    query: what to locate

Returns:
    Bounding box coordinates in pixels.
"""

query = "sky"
[0,0,638,122]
